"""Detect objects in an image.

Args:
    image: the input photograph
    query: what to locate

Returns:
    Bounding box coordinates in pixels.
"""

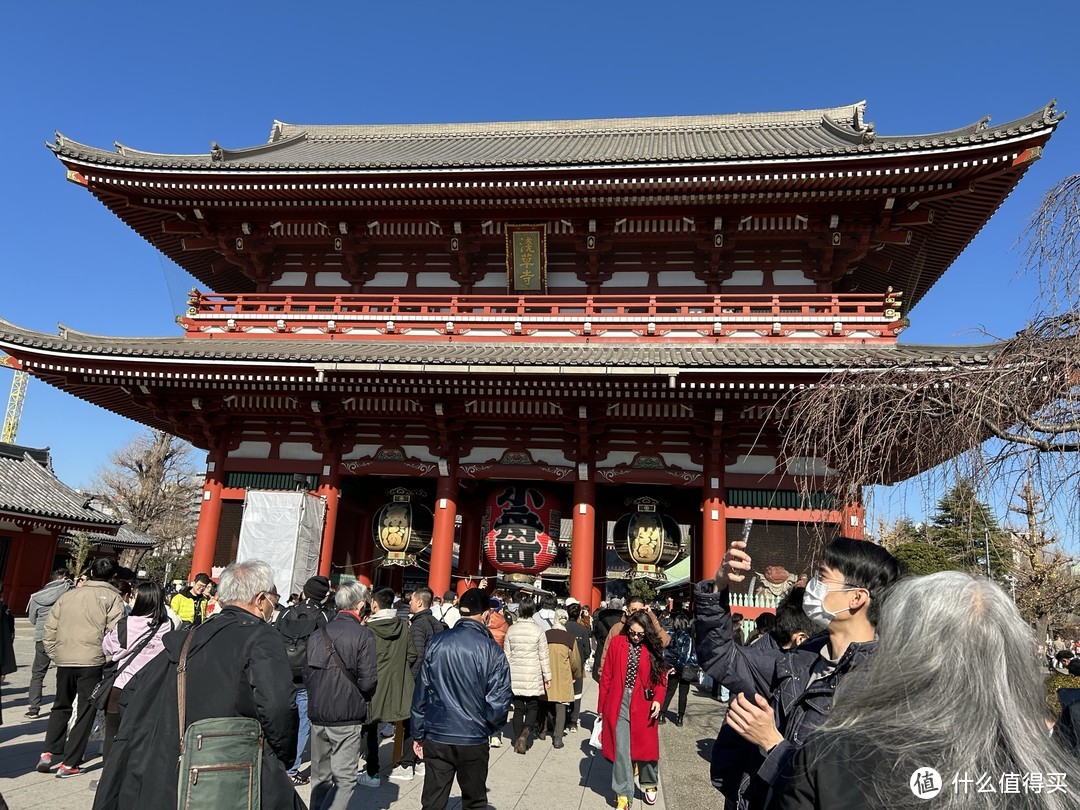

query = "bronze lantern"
[613,496,683,580]
[372,488,433,566]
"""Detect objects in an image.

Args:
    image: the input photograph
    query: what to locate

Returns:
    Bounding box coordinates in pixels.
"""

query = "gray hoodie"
[27,578,73,643]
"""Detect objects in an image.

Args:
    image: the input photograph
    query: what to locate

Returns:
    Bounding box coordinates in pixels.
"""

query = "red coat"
[597,634,667,763]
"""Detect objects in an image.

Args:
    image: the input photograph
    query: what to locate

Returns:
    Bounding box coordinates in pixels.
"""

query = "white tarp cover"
[237,490,326,598]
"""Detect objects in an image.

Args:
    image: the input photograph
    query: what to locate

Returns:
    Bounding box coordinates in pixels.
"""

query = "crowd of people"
[12,538,1080,809]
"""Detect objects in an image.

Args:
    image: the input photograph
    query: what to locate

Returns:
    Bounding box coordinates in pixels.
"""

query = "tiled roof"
[0,442,121,528]
[83,524,158,549]
[0,319,996,372]
[49,101,1062,172]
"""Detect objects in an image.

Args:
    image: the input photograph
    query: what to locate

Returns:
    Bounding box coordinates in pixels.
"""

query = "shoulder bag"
[89,618,159,710]
[322,627,360,690]
[176,627,264,810]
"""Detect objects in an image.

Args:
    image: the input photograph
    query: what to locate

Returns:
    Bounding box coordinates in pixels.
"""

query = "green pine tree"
[925,479,1008,577]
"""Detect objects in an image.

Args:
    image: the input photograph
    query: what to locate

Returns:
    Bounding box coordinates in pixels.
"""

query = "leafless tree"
[778,174,1080,516]
[1006,480,1080,642]
[92,430,200,566]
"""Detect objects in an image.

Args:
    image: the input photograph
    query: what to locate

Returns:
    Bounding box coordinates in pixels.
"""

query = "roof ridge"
[272,103,864,142]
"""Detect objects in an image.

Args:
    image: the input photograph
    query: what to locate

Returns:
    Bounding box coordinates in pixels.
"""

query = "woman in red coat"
[597,610,668,808]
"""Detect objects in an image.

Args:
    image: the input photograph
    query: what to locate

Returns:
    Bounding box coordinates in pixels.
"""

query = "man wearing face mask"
[694,537,899,810]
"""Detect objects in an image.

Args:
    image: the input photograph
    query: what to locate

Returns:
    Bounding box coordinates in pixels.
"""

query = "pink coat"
[597,634,667,763]
[101,614,168,689]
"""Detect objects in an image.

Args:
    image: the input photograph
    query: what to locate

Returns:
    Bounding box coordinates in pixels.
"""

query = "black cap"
[458,588,490,616]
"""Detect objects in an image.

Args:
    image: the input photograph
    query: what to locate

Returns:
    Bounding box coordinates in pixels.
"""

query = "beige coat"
[43,580,125,666]
[504,618,552,696]
[545,627,582,702]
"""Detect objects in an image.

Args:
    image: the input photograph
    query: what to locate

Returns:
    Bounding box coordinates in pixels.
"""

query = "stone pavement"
[0,619,727,810]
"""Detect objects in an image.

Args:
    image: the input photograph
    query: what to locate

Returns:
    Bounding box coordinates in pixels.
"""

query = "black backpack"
[276,602,325,679]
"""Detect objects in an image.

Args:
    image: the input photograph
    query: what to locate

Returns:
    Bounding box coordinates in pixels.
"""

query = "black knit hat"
[304,575,331,603]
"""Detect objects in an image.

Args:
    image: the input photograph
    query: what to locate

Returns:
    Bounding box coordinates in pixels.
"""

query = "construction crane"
[1,358,28,443]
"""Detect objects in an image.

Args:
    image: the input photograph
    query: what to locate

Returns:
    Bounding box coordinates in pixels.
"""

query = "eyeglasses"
[627,630,645,638]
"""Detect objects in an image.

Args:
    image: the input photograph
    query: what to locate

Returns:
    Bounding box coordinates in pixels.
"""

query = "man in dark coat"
[305,580,378,810]
[696,537,899,810]
[275,574,333,784]
[590,598,624,681]
[92,560,302,810]
[411,587,512,810]
[360,587,417,786]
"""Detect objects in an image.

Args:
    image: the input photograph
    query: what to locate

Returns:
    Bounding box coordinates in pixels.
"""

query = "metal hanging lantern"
[481,485,561,583]
[372,488,433,566]
[613,496,682,580]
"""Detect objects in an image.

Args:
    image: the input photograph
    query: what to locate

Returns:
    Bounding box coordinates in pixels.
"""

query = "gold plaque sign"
[506,224,547,293]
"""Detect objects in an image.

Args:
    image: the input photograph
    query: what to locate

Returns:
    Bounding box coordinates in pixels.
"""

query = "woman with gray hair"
[776,571,1080,810]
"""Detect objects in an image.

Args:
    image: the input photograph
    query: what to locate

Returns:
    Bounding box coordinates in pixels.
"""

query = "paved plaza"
[0,619,725,810]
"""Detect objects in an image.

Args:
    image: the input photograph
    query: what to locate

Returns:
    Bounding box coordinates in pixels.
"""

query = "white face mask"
[802,576,858,629]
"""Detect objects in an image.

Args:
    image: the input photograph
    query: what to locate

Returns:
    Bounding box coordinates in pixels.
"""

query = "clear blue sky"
[2,2,1077,529]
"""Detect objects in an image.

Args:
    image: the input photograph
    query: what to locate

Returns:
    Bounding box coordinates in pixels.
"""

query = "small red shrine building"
[0,442,121,610]
[0,101,1062,607]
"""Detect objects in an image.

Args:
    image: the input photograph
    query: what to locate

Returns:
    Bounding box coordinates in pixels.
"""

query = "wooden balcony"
[179,290,905,343]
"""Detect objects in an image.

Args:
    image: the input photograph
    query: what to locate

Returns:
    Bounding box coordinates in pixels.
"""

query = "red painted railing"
[180,291,904,341]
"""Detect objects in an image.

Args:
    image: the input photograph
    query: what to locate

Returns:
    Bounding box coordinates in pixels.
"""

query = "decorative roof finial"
[210,141,224,162]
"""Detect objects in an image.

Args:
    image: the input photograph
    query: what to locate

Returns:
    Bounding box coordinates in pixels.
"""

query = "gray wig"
[810,571,1080,809]
[216,560,276,605]
[335,579,370,611]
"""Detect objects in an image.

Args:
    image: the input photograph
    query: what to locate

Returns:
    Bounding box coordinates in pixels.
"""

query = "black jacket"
[410,618,512,746]
[565,618,592,681]
[275,599,331,684]
[591,607,623,676]
[773,735,880,810]
[92,605,301,810]
[409,608,444,678]
[304,612,378,726]
[695,581,876,810]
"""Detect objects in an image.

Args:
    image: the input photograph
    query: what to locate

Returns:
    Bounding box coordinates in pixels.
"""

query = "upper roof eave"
[47,101,1063,175]
[0,316,1000,371]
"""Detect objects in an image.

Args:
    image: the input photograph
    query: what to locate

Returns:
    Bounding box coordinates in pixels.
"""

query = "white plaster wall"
[415,272,456,288]
[547,272,587,289]
[725,454,777,474]
[229,442,272,460]
[473,274,507,289]
[364,272,410,288]
[279,443,322,461]
[656,271,701,288]
[772,269,811,286]
[270,272,308,288]
[314,272,350,287]
[722,270,765,287]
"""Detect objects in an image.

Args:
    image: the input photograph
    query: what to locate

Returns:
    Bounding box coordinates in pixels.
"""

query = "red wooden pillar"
[570,476,596,608]
[841,502,865,540]
[191,445,227,578]
[698,453,726,585]
[316,451,342,577]
[429,472,458,596]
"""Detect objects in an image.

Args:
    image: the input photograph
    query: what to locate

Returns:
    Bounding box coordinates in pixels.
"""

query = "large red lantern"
[482,485,561,582]
[372,488,433,566]
[613,497,683,580]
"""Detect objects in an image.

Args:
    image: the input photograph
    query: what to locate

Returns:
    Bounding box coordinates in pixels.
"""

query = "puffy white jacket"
[504,618,552,696]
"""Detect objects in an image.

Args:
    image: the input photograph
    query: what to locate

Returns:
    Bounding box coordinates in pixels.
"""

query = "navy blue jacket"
[695,580,876,810]
[410,617,512,746]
